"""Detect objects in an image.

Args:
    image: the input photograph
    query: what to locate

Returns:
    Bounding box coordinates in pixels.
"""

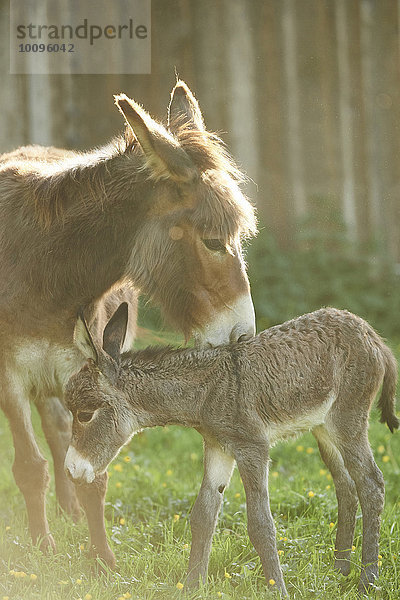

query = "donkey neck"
[0,142,153,325]
[120,346,234,429]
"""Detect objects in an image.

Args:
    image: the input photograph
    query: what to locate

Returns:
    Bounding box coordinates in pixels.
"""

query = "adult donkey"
[0,81,256,566]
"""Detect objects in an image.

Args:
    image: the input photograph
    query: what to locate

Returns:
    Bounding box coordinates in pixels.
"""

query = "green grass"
[0,330,399,600]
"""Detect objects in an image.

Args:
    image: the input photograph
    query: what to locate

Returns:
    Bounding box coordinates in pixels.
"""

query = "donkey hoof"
[38,533,57,553]
[89,546,116,571]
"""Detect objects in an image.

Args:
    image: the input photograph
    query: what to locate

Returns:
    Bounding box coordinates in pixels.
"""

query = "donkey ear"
[102,302,129,362]
[114,93,197,182]
[74,310,98,363]
[168,80,205,133]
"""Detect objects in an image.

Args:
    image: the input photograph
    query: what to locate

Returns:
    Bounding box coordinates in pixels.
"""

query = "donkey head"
[64,303,135,483]
[115,81,257,347]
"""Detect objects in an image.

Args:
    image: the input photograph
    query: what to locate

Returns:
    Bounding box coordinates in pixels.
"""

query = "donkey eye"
[77,410,95,424]
[201,238,226,253]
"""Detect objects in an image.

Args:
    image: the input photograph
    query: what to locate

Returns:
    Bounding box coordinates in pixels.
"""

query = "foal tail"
[378,345,400,433]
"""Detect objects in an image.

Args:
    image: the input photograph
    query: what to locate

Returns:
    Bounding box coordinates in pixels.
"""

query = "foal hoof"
[358,570,379,596]
[334,558,351,577]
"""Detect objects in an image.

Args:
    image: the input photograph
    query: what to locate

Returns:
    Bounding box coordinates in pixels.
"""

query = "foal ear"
[114,93,197,182]
[102,302,129,363]
[168,80,205,133]
[74,311,98,363]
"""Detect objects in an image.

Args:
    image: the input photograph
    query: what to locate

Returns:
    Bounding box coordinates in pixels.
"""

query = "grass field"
[0,329,399,600]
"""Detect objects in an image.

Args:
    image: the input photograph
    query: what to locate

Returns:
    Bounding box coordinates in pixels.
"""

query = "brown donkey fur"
[0,81,256,565]
[65,305,399,596]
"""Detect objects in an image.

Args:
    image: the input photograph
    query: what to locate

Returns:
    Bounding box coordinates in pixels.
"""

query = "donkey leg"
[36,396,80,520]
[234,442,287,597]
[186,440,235,588]
[338,431,384,593]
[3,395,55,552]
[313,425,358,576]
[74,472,116,569]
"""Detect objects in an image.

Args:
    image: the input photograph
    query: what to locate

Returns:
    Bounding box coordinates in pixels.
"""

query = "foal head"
[65,304,141,482]
[115,81,257,346]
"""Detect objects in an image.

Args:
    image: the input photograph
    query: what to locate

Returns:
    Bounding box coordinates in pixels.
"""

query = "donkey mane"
[23,139,142,228]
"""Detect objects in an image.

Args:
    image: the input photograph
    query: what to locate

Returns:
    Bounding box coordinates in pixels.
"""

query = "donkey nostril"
[237,333,253,343]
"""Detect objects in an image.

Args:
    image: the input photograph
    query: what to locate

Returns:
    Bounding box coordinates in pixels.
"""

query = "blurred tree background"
[1,0,399,338]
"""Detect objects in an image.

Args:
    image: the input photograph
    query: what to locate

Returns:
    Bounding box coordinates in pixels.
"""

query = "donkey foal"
[65,305,399,596]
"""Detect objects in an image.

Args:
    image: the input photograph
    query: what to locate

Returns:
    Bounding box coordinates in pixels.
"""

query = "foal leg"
[36,396,80,520]
[3,393,55,551]
[74,472,116,569]
[337,430,385,593]
[313,425,358,576]
[186,440,235,588]
[234,442,287,597]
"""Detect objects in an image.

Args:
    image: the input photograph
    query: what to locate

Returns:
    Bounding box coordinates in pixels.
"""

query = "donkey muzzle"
[64,445,95,484]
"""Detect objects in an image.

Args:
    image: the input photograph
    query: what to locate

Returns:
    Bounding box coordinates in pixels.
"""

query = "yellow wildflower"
[296,445,304,452]
[114,464,123,472]
[278,550,284,556]
[30,573,38,580]
[234,492,241,498]
[319,469,327,476]
[306,447,314,454]
[377,445,385,454]
[76,579,82,585]
[116,482,122,488]
[119,517,126,525]
[382,455,390,463]
[84,595,93,600]
[166,469,173,476]
[329,522,335,528]
[269,578,276,586]
[308,491,315,498]
[124,456,131,463]
[176,582,184,590]
[224,571,231,579]
[173,514,180,522]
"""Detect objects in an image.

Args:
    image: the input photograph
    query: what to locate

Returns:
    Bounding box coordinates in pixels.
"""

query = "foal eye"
[201,238,226,253]
[77,411,95,424]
